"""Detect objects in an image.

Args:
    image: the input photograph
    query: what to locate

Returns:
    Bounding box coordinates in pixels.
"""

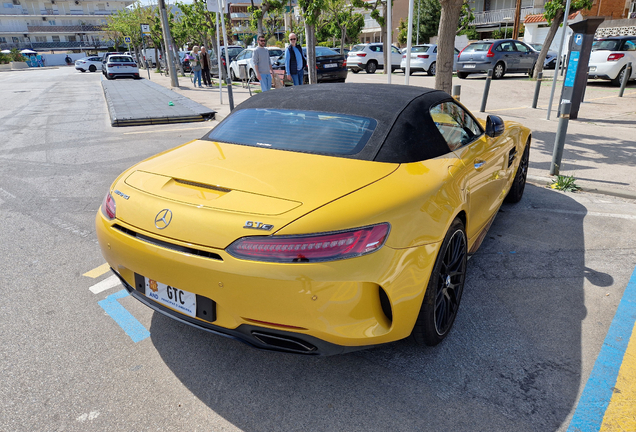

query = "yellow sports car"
[96,84,531,355]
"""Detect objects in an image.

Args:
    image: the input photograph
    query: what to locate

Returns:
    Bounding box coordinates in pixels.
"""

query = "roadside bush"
[0,53,10,64]
[9,49,27,62]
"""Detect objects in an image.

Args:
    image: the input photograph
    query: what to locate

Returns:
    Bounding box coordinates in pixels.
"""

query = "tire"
[528,62,536,78]
[493,62,505,79]
[505,139,530,203]
[352,69,359,74]
[89,65,96,72]
[611,66,627,86]
[79,69,86,73]
[411,218,467,346]
[230,68,237,81]
[428,62,436,76]
[249,69,257,82]
[365,61,377,74]
[457,72,468,79]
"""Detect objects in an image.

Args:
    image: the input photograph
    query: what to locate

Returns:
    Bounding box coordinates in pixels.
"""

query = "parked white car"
[104,55,140,80]
[400,44,459,76]
[588,36,636,86]
[229,47,284,81]
[75,56,103,73]
[347,43,402,74]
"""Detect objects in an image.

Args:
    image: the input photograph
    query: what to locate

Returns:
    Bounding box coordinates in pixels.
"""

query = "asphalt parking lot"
[0,66,635,431]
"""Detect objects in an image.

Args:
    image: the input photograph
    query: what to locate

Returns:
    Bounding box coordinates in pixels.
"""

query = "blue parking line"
[567,265,636,432]
[98,289,150,343]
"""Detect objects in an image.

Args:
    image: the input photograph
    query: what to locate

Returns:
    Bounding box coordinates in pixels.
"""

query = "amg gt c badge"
[244,221,273,231]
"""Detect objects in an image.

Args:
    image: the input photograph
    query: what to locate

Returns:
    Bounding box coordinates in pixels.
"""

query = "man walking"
[285,33,305,86]
[253,35,274,92]
[200,46,212,87]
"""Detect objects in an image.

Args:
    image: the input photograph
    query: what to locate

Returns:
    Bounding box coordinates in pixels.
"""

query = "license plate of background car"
[464,64,476,68]
[324,63,337,68]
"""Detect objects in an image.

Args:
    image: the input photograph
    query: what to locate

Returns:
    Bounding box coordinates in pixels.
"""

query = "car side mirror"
[485,115,505,138]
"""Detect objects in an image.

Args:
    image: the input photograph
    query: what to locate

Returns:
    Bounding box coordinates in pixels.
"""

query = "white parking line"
[89,275,121,294]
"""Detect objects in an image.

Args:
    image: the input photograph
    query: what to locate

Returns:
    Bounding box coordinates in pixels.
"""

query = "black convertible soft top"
[211,83,459,163]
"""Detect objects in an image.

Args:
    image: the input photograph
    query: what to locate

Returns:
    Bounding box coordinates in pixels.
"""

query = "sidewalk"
[146,67,636,200]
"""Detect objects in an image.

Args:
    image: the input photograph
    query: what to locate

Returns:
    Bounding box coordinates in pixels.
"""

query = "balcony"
[471,7,544,25]
[41,9,60,15]
[31,40,114,49]
[27,25,105,32]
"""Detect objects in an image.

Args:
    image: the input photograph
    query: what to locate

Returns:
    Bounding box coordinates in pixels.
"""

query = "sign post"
[124,36,131,53]
[140,24,151,80]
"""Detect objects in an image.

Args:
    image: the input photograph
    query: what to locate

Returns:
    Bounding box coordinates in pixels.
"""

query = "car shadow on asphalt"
[147,184,587,432]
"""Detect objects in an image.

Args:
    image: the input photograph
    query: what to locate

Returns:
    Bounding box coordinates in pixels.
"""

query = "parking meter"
[558,18,604,119]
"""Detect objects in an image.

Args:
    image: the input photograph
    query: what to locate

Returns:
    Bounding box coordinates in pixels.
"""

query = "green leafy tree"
[352,0,392,73]
[532,0,592,78]
[248,0,284,37]
[317,0,364,51]
[299,0,326,84]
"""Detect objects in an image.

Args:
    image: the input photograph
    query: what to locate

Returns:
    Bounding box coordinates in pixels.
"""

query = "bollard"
[532,72,543,109]
[480,69,493,112]
[452,85,461,101]
[619,62,632,98]
[550,103,571,176]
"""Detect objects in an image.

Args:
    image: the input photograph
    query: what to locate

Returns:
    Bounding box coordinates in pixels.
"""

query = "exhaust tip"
[252,331,317,353]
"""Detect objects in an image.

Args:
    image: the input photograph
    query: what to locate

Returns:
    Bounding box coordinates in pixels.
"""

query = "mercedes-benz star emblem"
[154,209,173,229]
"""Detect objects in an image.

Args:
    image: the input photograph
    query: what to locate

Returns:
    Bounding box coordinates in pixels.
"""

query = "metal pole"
[218,0,234,111]
[546,0,572,120]
[532,71,543,108]
[387,0,392,83]
[158,0,178,87]
[619,61,632,97]
[550,102,571,176]
[480,69,493,112]
[416,0,420,45]
[452,84,461,101]
[404,0,414,84]
[216,12,223,104]
[142,34,150,80]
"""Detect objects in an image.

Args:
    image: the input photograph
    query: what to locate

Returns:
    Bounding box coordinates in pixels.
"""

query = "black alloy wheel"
[249,69,257,82]
[493,62,505,79]
[89,65,96,72]
[505,139,530,203]
[612,66,627,86]
[366,61,377,74]
[412,218,467,346]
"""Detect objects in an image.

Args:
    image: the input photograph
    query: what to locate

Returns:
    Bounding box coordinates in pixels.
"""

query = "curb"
[527,174,636,201]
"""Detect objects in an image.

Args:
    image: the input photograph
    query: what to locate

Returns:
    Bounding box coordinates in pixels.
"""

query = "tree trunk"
[305,22,317,84]
[532,8,564,79]
[434,0,463,94]
[340,26,346,53]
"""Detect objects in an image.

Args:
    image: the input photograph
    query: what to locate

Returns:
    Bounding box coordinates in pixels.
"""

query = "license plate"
[144,277,196,317]
[464,64,476,69]
[324,63,337,68]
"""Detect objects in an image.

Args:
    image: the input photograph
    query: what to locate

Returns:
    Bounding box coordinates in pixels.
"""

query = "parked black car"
[272,46,347,84]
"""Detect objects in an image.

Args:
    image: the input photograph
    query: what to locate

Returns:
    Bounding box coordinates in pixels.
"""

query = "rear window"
[268,49,283,57]
[109,56,134,62]
[463,43,492,52]
[207,109,377,156]
[315,46,339,56]
[593,39,621,51]
[411,46,431,53]
[351,44,365,52]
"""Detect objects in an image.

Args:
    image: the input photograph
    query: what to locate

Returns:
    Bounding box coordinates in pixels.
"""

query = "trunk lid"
[114,139,398,248]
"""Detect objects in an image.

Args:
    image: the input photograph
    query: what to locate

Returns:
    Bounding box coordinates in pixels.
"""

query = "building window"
[97,3,105,10]
[49,20,56,25]
[67,35,76,42]
[52,36,60,42]
[35,36,47,42]
[0,37,6,42]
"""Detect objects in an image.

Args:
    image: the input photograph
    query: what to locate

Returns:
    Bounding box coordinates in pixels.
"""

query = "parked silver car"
[400,44,459,76]
[456,39,539,79]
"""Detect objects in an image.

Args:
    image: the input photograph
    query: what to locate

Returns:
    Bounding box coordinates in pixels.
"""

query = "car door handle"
[474,160,486,169]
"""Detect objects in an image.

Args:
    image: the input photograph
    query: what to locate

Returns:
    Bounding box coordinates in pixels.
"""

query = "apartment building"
[0,0,132,52]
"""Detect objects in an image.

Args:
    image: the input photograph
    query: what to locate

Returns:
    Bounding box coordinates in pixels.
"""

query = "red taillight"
[222,57,226,66]
[343,60,346,67]
[356,53,367,57]
[227,223,390,263]
[402,54,406,58]
[607,53,625,61]
[101,192,116,220]
[486,45,494,57]
[417,54,429,59]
